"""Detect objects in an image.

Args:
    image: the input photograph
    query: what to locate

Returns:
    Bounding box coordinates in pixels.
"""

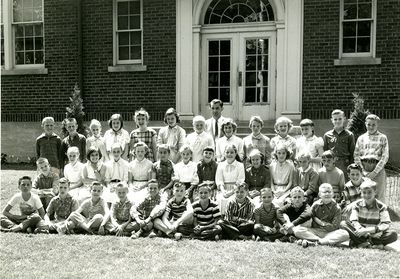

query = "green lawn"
[1,170,399,279]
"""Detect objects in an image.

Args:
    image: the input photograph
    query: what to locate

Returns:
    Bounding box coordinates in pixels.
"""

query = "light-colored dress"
[104,158,129,203]
[128,158,153,203]
[270,135,297,153]
[103,129,130,160]
[186,131,214,163]
[157,125,186,163]
[215,135,244,163]
[270,160,295,206]
[65,161,86,203]
[296,135,324,171]
[86,135,109,162]
[215,160,245,214]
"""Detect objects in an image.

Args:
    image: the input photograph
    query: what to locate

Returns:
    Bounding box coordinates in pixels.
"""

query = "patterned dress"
[129,128,158,162]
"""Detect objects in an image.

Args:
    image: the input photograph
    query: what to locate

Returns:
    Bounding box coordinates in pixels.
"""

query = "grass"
[1,170,400,279]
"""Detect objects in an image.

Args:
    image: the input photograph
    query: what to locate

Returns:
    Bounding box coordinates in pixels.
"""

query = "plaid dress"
[130,128,157,162]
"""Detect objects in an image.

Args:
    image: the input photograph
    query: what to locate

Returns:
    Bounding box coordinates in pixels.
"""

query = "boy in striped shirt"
[154,182,193,240]
[218,182,254,240]
[192,183,222,240]
[340,180,397,249]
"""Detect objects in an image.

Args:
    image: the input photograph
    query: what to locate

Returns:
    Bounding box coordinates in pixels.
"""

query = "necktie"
[214,119,218,138]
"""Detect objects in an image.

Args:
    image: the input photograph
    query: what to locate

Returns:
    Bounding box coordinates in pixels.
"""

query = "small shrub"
[347,93,369,141]
[62,83,88,137]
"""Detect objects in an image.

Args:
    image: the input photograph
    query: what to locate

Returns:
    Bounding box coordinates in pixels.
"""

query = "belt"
[133,179,148,182]
[274,183,288,186]
[110,179,121,183]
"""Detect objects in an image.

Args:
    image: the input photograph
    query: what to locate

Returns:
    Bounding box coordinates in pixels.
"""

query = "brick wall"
[302,0,400,119]
[1,0,176,122]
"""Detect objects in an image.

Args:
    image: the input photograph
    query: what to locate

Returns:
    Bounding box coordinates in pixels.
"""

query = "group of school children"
[1,99,398,250]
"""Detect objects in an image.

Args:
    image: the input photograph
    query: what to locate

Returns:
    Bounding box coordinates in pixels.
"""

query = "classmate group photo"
[2,98,398,251]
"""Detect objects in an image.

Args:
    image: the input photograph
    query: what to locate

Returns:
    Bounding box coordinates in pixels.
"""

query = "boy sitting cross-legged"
[109,183,136,237]
[253,188,283,242]
[64,181,112,235]
[293,183,349,248]
[44,178,79,234]
[154,182,194,240]
[192,183,222,240]
[130,179,167,239]
[340,180,397,249]
[276,187,311,242]
[1,176,48,233]
[218,182,254,240]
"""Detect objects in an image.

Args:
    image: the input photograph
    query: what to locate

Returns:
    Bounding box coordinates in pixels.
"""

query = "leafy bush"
[62,83,88,137]
[347,93,369,141]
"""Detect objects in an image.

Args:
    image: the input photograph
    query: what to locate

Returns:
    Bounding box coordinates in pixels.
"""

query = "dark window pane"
[246,40,257,54]
[25,51,34,64]
[343,0,357,3]
[129,1,140,14]
[15,26,24,38]
[246,55,256,71]
[245,88,256,103]
[209,57,219,71]
[357,21,371,36]
[343,4,357,19]
[210,14,221,24]
[220,72,230,87]
[220,56,230,71]
[130,15,140,29]
[220,40,230,55]
[357,37,370,52]
[261,87,268,102]
[358,3,372,19]
[343,38,356,53]
[223,3,238,19]
[15,38,24,51]
[130,46,141,59]
[16,52,24,64]
[25,38,34,50]
[220,88,230,102]
[246,72,257,86]
[221,15,233,23]
[118,2,129,15]
[130,31,141,45]
[34,37,43,49]
[119,46,129,60]
[208,73,219,87]
[118,32,129,46]
[208,88,219,102]
[343,22,356,37]
[209,41,219,55]
[118,16,128,30]
[25,25,34,37]
[34,24,42,36]
[35,50,44,64]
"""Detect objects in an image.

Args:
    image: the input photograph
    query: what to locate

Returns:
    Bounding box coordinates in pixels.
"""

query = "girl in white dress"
[65,147,86,203]
[216,144,245,215]
[82,146,107,186]
[104,114,130,161]
[296,119,324,171]
[128,142,153,203]
[86,119,109,162]
[270,116,297,161]
[215,119,244,163]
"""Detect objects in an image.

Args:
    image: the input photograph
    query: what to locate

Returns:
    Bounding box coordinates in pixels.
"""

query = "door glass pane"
[244,38,269,103]
[208,40,231,103]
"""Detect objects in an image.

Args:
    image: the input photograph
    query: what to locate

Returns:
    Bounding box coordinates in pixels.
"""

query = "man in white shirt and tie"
[205,99,228,142]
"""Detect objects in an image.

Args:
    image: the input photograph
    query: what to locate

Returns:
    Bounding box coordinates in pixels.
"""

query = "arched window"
[204,0,274,24]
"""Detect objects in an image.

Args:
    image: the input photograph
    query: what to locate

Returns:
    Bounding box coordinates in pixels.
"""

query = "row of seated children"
[1,175,397,251]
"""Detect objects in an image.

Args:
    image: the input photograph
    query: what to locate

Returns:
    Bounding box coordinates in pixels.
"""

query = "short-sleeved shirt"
[254,203,279,227]
[270,135,297,154]
[79,197,107,219]
[111,199,133,223]
[192,199,220,226]
[46,194,79,221]
[8,193,43,216]
[152,160,174,189]
[129,128,158,162]
[173,161,199,184]
[323,129,355,160]
[36,133,62,168]
[165,197,190,221]
[131,193,165,220]
[245,165,271,191]
[64,161,85,187]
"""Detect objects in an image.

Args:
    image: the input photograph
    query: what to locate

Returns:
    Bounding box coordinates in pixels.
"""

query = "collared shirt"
[165,197,191,221]
[192,199,221,226]
[36,133,62,168]
[86,135,108,161]
[131,193,166,220]
[79,197,107,219]
[205,116,229,141]
[129,128,157,162]
[270,135,297,154]
[215,135,244,162]
[157,125,186,163]
[243,133,272,165]
[64,161,85,187]
[296,166,319,195]
[245,165,271,191]
[343,179,363,204]
[46,194,79,221]
[350,198,391,234]
[105,158,129,182]
[33,172,60,196]
[254,203,279,228]
[173,161,199,184]
[197,160,218,184]
[354,131,389,175]
[215,160,245,186]
[103,129,130,154]
[323,129,355,160]
[310,199,342,232]
[318,167,345,195]
[60,133,87,168]
[225,197,254,226]
[111,199,133,222]
[129,158,153,181]
[277,202,311,226]
[270,160,294,186]
[152,160,174,189]
[186,131,215,163]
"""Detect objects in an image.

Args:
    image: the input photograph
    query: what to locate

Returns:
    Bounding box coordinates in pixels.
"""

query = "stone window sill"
[1,68,48,75]
[334,57,381,66]
[108,64,147,72]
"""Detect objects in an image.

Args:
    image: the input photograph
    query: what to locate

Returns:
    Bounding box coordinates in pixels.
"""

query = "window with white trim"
[340,0,376,58]
[114,0,143,64]
[1,0,45,69]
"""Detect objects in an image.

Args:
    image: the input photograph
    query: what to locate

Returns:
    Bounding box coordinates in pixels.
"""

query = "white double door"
[201,31,276,121]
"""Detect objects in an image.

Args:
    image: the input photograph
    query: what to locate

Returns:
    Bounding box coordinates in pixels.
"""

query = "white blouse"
[215,135,244,162]
[186,131,214,163]
[215,160,245,186]
[173,161,199,184]
[129,158,153,181]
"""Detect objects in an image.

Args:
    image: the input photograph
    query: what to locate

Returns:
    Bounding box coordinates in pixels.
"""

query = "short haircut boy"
[209,99,223,108]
